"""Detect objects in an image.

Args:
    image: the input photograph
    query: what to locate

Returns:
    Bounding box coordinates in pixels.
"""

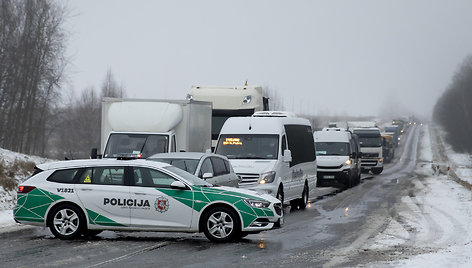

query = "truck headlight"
[244,199,271,208]
[379,158,383,162]
[259,171,276,184]
[343,159,351,166]
[186,94,193,100]
[242,95,252,105]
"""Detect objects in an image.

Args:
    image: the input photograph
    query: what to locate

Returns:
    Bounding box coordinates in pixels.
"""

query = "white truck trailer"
[94,98,212,159]
[186,85,269,148]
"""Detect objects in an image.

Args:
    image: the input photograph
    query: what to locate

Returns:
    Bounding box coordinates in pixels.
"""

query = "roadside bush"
[0,159,35,191]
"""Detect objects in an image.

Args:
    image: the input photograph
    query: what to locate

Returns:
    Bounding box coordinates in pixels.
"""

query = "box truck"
[92,98,212,159]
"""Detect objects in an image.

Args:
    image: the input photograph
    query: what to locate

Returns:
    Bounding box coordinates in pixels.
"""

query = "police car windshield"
[216,134,279,159]
[164,166,211,187]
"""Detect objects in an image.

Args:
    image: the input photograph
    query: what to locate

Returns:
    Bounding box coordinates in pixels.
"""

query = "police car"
[14,159,283,242]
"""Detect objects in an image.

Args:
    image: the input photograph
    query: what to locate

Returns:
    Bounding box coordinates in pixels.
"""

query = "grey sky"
[66,0,472,119]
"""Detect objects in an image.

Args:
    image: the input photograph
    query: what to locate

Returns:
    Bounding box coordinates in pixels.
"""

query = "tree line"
[433,55,472,153]
[0,0,124,160]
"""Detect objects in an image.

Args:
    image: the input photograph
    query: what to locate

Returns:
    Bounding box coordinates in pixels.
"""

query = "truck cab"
[352,127,383,175]
[187,85,269,148]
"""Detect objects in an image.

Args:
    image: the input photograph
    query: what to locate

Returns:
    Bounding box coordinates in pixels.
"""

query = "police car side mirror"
[170,181,187,190]
[283,149,292,163]
[203,173,213,180]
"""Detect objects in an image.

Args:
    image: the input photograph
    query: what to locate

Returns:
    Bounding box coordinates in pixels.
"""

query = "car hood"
[228,160,277,175]
[212,185,280,203]
[317,155,348,166]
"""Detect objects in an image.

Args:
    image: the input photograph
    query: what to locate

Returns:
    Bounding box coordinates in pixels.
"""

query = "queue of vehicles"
[14,84,411,242]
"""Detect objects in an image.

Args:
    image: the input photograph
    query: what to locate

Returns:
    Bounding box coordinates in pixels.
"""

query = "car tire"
[298,184,309,209]
[47,204,85,240]
[274,186,284,227]
[202,206,241,242]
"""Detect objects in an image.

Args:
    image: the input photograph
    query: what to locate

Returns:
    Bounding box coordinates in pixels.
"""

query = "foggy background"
[66,0,472,119]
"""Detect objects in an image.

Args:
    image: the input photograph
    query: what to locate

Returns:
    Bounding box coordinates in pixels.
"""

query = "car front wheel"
[202,207,240,242]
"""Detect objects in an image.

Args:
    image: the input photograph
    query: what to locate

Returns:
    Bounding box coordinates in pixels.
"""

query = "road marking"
[86,241,170,268]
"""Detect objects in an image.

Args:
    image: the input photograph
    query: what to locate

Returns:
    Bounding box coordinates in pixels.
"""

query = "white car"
[14,159,282,242]
[148,152,240,188]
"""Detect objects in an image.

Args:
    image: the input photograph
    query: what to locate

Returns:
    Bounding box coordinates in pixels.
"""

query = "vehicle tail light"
[17,186,36,194]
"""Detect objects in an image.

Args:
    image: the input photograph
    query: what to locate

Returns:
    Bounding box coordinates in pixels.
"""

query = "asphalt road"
[0,126,420,268]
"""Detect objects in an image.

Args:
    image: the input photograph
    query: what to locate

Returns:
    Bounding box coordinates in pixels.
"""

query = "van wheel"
[202,207,240,242]
[298,184,309,209]
[48,204,84,240]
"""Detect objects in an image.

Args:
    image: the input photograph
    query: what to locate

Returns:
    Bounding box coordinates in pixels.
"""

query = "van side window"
[281,135,287,156]
[285,125,316,167]
[172,135,176,152]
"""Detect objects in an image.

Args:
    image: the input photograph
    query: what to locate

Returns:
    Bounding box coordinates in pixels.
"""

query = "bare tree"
[433,55,472,152]
[0,0,68,155]
[101,68,125,98]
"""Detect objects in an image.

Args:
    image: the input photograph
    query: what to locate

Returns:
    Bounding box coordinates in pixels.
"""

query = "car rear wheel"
[48,204,84,239]
[203,207,240,242]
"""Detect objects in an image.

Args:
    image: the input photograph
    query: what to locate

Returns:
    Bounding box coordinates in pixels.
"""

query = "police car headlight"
[259,171,276,184]
[379,158,383,162]
[244,199,271,208]
[343,159,351,166]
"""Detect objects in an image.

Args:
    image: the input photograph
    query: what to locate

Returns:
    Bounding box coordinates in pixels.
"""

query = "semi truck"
[186,84,269,148]
[92,98,212,159]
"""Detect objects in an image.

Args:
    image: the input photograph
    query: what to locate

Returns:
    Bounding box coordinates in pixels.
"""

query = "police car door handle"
[81,188,93,191]
[134,192,146,195]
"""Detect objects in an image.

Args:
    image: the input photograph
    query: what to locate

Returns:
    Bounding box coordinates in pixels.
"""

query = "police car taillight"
[17,186,35,194]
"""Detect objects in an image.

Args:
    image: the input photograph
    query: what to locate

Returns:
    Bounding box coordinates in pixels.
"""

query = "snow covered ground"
[0,125,471,267]
[0,147,50,228]
[365,125,472,267]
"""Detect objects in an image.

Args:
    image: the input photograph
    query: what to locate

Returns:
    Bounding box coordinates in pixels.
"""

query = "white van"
[314,128,362,188]
[214,111,317,209]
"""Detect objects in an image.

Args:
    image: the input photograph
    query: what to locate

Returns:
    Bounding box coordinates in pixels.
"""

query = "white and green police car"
[14,159,283,242]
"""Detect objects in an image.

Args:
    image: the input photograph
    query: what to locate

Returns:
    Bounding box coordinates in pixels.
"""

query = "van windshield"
[315,142,350,156]
[215,134,279,160]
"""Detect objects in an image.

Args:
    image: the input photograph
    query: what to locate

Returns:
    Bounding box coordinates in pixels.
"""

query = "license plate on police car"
[323,175,335,179]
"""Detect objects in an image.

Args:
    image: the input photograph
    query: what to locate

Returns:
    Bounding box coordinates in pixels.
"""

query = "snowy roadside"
[366,125,472,267]
[0,148,51,230]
